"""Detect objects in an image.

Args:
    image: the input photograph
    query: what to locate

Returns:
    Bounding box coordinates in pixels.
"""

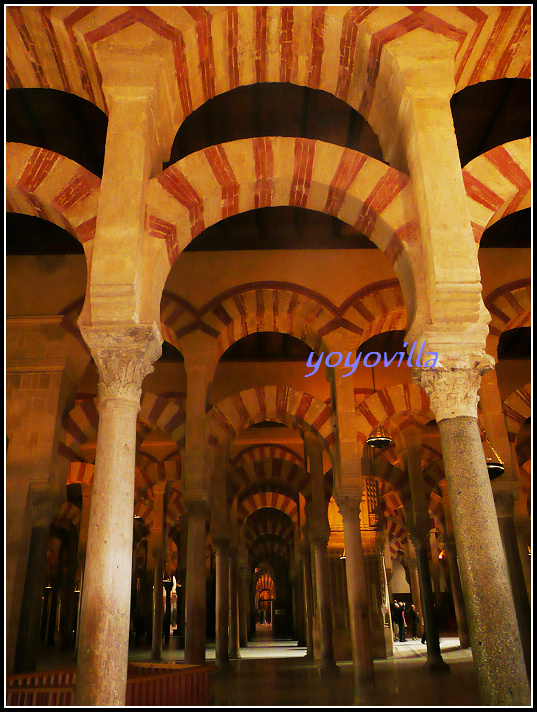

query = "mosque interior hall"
[5,5,531,707]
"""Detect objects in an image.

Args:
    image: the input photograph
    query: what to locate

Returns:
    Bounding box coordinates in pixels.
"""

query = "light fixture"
[477,418,504,480]
[365,366,393,448]
[340,549,346,560]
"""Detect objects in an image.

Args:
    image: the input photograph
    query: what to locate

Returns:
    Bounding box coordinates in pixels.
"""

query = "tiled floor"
[36,626,481,706]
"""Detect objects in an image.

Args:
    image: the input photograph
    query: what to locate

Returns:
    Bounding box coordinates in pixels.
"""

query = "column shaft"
[339,498,375,686]
[13,523,51,672]
[438,416,529,704]
[312,541,337,671]
[229,550,240,659]
[214,543,230,668]
[75,396,140,705]
[184,502,208,665]
[151,551,165,661]
[302,544,314,659]
[415,543,448,671]
[444,543,470,648]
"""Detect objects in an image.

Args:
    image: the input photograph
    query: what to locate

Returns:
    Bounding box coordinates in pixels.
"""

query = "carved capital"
[80,324,162,405]
[412,356,494,421]
[184,498,211,522]
[334,492,362,522]
[29,482,61,528]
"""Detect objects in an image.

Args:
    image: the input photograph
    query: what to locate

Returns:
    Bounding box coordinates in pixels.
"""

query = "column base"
[424,657,451,674]
[229,651,241,660]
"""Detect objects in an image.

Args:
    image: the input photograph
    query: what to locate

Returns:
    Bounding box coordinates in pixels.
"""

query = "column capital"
[28,482,61,528]
[412,356,494,421]
[212,537,230,552]
[309,523,330,549]
[80,324,162,404]
[333,491,362,520]
[184,497,211,521]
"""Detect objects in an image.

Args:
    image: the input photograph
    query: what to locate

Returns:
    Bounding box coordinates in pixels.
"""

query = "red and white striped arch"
[341,280,407,347]
[6,143,100,247]
[243,507,294,548]
[146,137,417,277]
[250,537,289,564]
[502,384,531,447]
[209,385,335,450]
[238,492,298,530]
[484,279,531,358]
[463,139,531,243]
[232,444,303,469]
[7,7,529,132]
[59,396,99,463]
[228,459,309,501]
[138,393,187,451]
[356,383,433,450]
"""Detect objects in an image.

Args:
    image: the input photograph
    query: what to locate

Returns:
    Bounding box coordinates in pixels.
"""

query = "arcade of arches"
[5,6,531,707]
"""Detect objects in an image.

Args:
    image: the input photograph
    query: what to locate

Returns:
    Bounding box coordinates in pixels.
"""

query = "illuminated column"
[213,537,231,670]
[75,326,161,705]
[13,485,60,672]
[415,365,530,704]
[229,547,240,659]
[184,498,210,665]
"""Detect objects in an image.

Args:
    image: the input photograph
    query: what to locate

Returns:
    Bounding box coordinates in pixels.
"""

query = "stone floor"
[35,625,481,706]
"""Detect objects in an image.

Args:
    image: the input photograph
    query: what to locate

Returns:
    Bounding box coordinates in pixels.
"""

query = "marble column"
[229,547,240,659]
[414,365,530,705]
[238,566,249,648]
[184,499,209,665]
[301,539,315,659]
[443,542,470,649]
[439,481,470,648]
[293,562,307,647]
[13,484,59,672]
[150,485,167,662]
[163,579,173,644]
[480,368,531,669]
[213,538,231,670]
[335,494,375,686]
[411,529,449,672]
[74,328,160,705]
[494,490,531,679]
[310,532,338,673]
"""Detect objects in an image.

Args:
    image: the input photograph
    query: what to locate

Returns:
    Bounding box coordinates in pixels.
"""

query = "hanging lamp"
[366,365,393,448]
[477,418,504,480]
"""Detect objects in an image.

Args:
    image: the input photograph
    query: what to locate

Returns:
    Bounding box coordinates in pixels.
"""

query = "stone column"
[326,351,374,682]
[75,326,160,706]
[75,484,92,652]
[494,490,531,678]
[184,498,210,665]
[479,369,531,671]
[293,560,307,647]
[410,528,449,672]
[335,494,374,686]
[238,565,249,648]
[213,538,231,670]
[310,532,338,673]
[439,481,470,648]
[163,579,173,644]
[405,540,423,627]
[303,432,338,673]
[301,538,315,659]
[13,484,59,672]
[415,365,530,704]
[428,528,443,612]
[229,547,240,659]
[150,484,167,662]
